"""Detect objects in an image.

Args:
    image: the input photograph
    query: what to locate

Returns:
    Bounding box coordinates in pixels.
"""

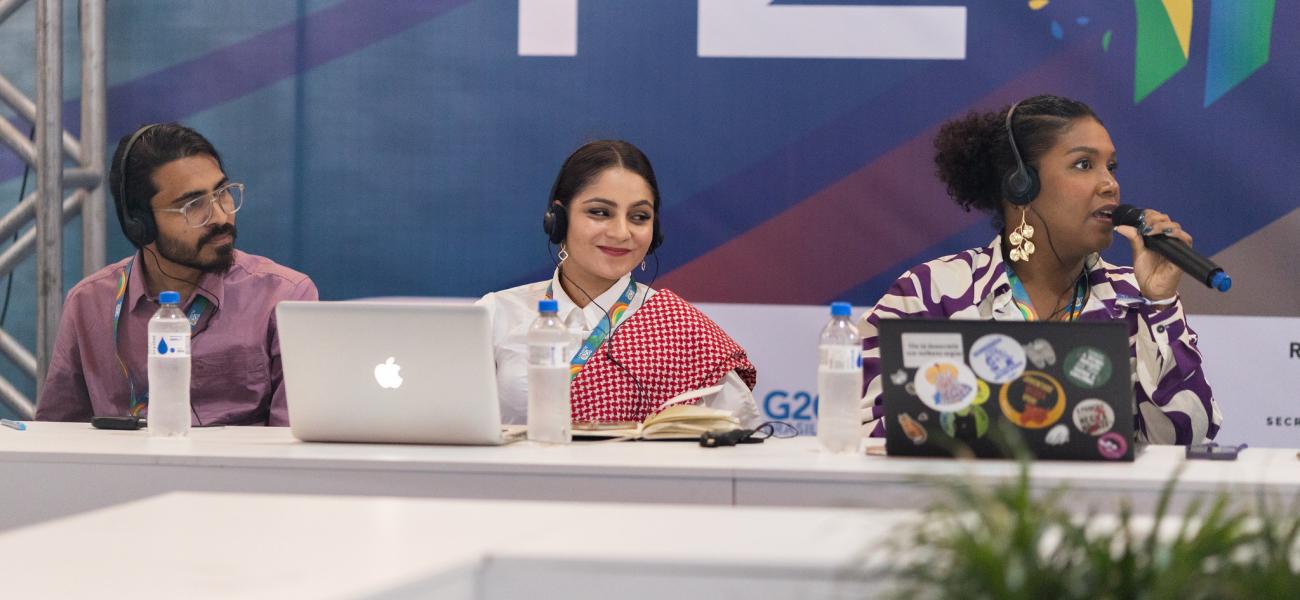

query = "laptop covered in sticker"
[878,319,1135,461]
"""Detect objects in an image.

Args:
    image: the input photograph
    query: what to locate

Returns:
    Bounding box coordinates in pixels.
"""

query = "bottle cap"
[159,291,181,305]
[538,299,559,313]
[830,301,851,317]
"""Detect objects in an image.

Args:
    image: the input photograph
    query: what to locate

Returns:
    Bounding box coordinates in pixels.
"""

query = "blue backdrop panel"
[0,1,1294,416]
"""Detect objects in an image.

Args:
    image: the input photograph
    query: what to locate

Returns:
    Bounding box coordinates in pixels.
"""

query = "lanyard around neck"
[545,278,638,381]
[113,256,212,415]
[1006,268,1089,322]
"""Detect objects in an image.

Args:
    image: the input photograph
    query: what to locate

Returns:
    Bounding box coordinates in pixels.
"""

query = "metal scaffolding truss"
[0,0,106,418]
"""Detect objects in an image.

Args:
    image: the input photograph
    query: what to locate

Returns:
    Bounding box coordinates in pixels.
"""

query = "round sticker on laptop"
[968,334,1027,384]
[998,371,1066,429]
[1072,398,1115,436]
[941,404,989,440]
[913,359,978,413]
[973,379,990,405]
[1064,346,1112,389]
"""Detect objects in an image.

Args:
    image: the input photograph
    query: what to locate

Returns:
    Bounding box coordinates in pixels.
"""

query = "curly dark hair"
[933,95,1100,223]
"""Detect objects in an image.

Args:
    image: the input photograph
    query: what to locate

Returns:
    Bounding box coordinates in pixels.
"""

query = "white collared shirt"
[477,270,760,426]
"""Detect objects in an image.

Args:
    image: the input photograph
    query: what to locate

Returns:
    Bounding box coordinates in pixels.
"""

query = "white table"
[0,491,906,599]
[3,422,1297,530]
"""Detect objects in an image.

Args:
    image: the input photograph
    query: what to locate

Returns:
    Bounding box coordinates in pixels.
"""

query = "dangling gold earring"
[557,244,569,263]
[1008,208,1035,262]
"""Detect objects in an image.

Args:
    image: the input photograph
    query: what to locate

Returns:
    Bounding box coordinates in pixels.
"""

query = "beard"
[156,223,238,274]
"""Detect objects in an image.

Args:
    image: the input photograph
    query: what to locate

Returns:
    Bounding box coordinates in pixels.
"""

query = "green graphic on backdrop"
[1133,0,1191,103]
[1205,0,1276,106]
[1130,0,1276,106]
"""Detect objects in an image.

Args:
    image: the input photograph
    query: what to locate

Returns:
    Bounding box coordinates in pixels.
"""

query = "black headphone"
[543,200,664,252]
[114,123,161,247]
[1002,100,1040,206]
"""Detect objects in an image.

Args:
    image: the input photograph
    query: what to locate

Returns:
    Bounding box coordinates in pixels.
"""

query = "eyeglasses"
[155,182,244,228]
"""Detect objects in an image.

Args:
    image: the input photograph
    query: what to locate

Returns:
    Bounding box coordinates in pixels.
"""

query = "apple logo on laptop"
[374,356,403,389]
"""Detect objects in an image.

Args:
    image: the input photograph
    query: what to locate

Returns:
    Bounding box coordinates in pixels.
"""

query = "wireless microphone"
[1110,204,1231,292]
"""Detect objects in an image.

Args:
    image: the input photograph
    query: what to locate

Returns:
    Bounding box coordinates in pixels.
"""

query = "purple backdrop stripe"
[658,119,972,304]
[0,0,470,184]
[644,25,1077,285]
[659,38,1102,304]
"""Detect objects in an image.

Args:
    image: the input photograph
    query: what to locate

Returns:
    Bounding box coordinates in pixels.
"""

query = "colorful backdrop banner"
[0,1,1294,425]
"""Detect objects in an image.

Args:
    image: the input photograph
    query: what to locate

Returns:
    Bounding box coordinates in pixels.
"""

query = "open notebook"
[572,385,740,441]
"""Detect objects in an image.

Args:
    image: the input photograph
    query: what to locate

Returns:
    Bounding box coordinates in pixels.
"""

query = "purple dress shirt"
[860,236,1221,445]
[37,250,317,426]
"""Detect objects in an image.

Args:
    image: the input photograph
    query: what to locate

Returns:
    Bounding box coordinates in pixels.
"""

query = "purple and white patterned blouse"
[859,236,1221,445]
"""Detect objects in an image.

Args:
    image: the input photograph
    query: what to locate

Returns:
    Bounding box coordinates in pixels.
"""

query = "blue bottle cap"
[538,299,559,313]
[159,291,181,304]
[830,301,852,317]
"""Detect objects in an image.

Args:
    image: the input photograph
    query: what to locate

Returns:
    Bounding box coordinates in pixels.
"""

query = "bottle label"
[149,333,190,357]
[529,342,569,368]
[820,345,861,371]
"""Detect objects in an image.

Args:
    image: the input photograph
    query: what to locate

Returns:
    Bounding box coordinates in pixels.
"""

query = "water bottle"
[527,299,571,443]
[817,301,862,453]
[147,290,191,437]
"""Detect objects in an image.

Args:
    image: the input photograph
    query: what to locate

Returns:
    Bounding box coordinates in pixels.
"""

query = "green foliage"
[881,431,1300,599]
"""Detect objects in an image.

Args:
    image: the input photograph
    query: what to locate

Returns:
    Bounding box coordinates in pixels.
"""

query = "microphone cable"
[1027,204,1091,322]
[599,249,662,409]
[141,245,223,314]
[547,240,653,409]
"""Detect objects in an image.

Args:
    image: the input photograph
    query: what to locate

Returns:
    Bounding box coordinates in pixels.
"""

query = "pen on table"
[1,419,25,431]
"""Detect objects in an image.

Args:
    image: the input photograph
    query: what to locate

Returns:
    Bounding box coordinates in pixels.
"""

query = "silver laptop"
[278,301,516,445]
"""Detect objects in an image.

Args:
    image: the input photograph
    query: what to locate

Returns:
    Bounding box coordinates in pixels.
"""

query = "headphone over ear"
[543,201,664,252]
[1001,101,1040,207]
[542,201,568,245]
[114,123,161,247]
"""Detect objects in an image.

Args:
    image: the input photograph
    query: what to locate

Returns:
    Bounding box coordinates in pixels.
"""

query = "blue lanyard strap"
[113,256,212,415]
[545,278,638,380]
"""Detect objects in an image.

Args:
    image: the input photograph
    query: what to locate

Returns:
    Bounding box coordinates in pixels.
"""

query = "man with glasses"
[37,123,318,426]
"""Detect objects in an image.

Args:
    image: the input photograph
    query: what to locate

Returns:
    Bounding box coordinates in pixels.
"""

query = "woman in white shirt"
[478,140,760,426]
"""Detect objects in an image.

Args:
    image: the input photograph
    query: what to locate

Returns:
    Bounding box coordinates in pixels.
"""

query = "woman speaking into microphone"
[859,95,1220,444]
[478,140,761,427]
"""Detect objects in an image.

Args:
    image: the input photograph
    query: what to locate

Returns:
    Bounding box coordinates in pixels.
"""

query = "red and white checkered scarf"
[569,289,758,423]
